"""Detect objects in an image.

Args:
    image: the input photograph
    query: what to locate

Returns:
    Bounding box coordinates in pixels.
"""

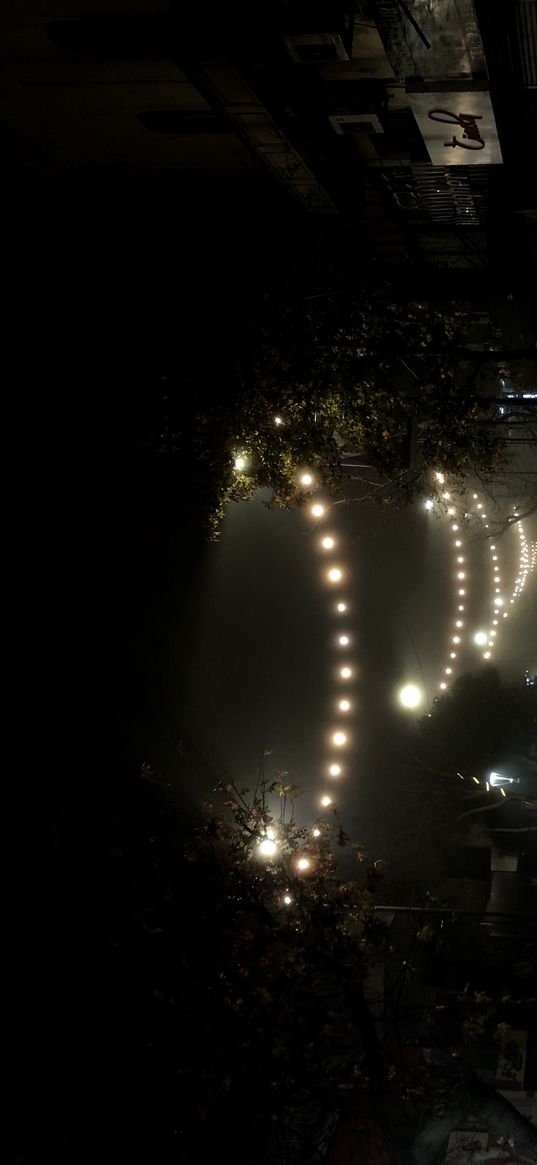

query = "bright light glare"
[494,597,504,607]
[457,572,465,580]
[301,473,313,487]
[311,503,325,518]
[322,537,335,550]
[483,651,491,659]
[448,507,455,516]
[336,602,346,613]
[312,828,321,838]
[474,631,487,646]
[297,858,311,871]
[234,455,247,471]
[258,838,278,857]
[435,472,445,483]
[321,796,332,807]
[440,682,447,690]
[338,635,349,646]
[425,499,434,511]
[339,699,350,712]
[274,416,283,426]
[340,667,351,679]
[398,684,422,709]
[283,894,292,904]
[328,568,342,582]
[329,764,341,776]
[455,540,462,548]
[333,732,346,746]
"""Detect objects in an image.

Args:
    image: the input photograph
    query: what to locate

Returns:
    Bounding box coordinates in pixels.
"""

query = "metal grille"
[382,164,491,226]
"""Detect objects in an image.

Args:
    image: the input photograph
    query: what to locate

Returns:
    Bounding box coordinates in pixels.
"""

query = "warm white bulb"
[283,893,292,905]
[425,499,434,511]
[339,699,350,712]
[312,828,321,838]
[474,631,487,646]
[301,473,313,487]
[336,602,346,613]
[297,858,310,871]
[322,536,335,550]
[338,635,349,646]
[234,455,247,471]
[440,682,447,690]
[321,796,332,808]
[258,838,278,857]
[274,416,283,426]
[452,524,459,531]
[311,503,325,518]
[329,764,341,776]
[333,732,346,746]
[340,667,351,679]
[455,540,462,548]
[328,568,342,582]
[448,507,456,516]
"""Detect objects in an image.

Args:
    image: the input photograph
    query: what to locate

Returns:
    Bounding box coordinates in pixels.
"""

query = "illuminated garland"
[232,440,535,865]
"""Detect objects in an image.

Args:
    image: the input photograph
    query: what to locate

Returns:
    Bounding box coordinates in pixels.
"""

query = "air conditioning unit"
[283,33,349,63]
[329,114,384,135]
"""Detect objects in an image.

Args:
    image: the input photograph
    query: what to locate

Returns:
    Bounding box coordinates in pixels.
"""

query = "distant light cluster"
[424,479,536,696]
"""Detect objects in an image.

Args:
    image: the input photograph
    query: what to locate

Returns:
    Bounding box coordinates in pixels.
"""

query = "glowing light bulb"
[322,536,335,550]
[455,540,462,548]
[259,838,278,857]
[339,699,350,711]
[312,829,321,838]
[474,631,487,646]
[336,602,346,613]
[328,568,342,583]
[458,605,464,612]
[494,597,503,607]
[338,635,349,646]
[448,507,456,516]
[398,684,422,709]
[234,455,247,471]
[456,620,463,627]
[492,555,498,561]
[274,416,283,426]
[450,652,457,659]
[425,499,434,511]
[477,503,482,510]
[457,572,465,580]
[283,894,292,904]
[443,492,450,499]
[435,472,445,483]
[333,732,346,747]
[457,556,464,564]
[458,589,465,596]
[329,764,341,776]
[445,667,452,675]
[452,524,459,532]
[453,636,460,644]
[483,651,491,659]
[301,473,313,487]
[321,796,332,808]
[340,667,351,679]
[440,682,447,690]
[297,858,310,871]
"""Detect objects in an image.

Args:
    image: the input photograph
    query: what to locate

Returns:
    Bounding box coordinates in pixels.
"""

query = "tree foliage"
[105,764,537,1163]
[143,286,507,537]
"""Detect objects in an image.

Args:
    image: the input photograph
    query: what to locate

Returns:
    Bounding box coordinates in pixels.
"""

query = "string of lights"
[232,436,535,871]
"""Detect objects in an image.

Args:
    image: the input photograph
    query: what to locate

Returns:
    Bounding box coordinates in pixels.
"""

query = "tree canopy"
[104,763,537,1164]
[143,285,508,537]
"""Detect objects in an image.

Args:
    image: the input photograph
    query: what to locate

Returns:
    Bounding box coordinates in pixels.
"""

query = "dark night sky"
[160,478,536,850]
